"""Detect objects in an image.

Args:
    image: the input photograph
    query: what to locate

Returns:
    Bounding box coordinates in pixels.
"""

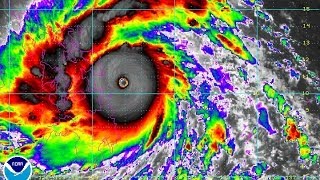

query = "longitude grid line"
[8,0,11,155]
[255,12,259,174]
[91,7,94,178]
[173,0,176,178]
[311,5,320,177]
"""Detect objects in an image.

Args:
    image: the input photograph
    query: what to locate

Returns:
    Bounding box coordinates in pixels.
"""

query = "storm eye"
[117,76,129,89]
[86,46,158,123]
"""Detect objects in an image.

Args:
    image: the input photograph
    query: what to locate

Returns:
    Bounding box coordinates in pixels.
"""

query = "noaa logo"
[2,156,32,180]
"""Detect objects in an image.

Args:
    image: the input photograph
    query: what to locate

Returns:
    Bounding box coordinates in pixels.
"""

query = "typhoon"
[0,0,319,179]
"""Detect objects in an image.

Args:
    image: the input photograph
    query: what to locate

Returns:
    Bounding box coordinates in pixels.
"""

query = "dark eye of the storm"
[117,76,129,89]
[86,46,158,123]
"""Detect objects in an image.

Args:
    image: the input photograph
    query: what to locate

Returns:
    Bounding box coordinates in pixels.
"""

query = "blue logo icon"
[3,156,32,180]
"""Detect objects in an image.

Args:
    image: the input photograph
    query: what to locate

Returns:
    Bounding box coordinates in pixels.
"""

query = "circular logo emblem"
[3,156,32,180]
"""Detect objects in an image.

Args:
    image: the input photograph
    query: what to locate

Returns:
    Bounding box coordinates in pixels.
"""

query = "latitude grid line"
[2,1,320,179]
[1,92,320,95]
[2,92,320,94]
[2,8,320,10]
[24,175,320,179]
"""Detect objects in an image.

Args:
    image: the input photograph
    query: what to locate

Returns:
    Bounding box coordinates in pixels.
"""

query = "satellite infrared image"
[0,0,320,179]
